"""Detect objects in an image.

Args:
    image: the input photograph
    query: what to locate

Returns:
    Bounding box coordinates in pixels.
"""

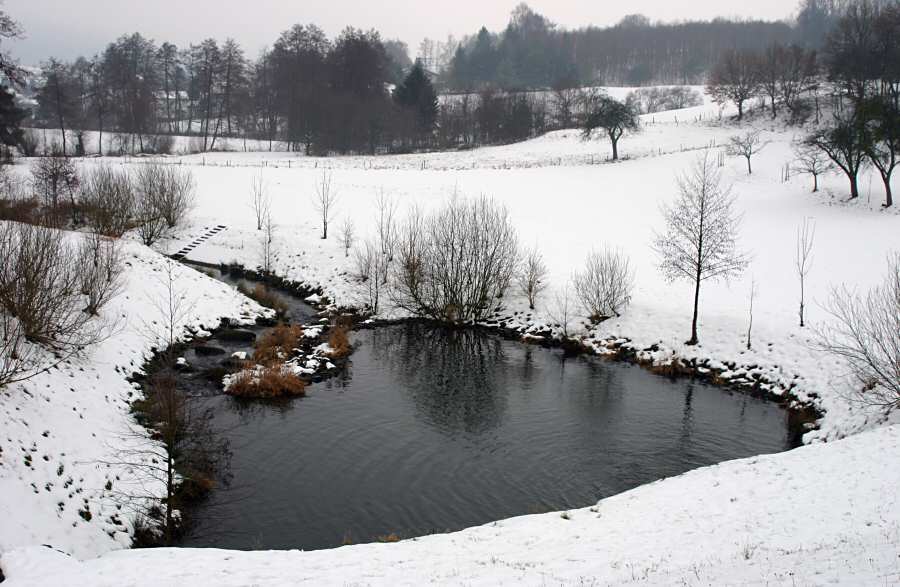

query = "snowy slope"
[0,237,267,559]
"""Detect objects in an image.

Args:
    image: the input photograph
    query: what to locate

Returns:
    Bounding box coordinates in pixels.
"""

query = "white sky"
[5,0,798,65]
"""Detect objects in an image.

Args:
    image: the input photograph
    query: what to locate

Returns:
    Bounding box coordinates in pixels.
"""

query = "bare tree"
[796,218,816,328]
[728,130,766,175]
[573,248,635,322]
[104,368,230,545]
[815,253,900,408]
[794,143,833,192]
[581,94,640,161]
[805,113,868,200]
[259,208,277,275]
[746,278,758,350]
[313,169,337,239]
[31,154,80,225]
[653,152,750,345]
[142,257,197,356]
[516,245,548,310]
[707,49,761,121]
[338,217,355,258]
[248,171,270,231]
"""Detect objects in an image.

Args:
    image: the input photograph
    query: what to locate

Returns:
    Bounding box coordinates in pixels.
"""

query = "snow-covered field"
[2,98,899,585]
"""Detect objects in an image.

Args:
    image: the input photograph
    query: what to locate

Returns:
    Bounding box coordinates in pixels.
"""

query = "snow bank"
[0,237,266,559]
[4,423,899,585]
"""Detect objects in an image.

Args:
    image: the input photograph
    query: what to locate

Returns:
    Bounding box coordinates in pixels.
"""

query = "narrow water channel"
[177,266,799,551]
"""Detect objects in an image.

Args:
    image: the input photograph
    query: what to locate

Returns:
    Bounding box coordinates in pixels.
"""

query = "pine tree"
[0,85,25,158]
[393,60,438,145]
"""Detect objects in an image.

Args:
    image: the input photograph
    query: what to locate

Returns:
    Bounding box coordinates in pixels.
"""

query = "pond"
[174,275,799,551]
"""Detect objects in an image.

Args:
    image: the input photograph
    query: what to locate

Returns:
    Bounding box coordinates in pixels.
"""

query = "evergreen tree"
[0,85,25,158]
[394,60,438,143]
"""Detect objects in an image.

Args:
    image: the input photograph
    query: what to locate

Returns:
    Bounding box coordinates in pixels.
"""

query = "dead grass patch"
[253,324,303,365]
[226,365,307,398]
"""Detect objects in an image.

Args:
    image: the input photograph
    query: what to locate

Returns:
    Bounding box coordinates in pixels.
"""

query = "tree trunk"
[884,175,894,207]
[688,271,701,346]
[812,173,818,192]
[737,100,744,121]
[746,156,752,175]
[611,136,618,161]
[849,174,860,199]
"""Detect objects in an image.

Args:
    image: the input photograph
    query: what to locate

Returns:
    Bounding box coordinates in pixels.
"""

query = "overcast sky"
[5,0,796,65]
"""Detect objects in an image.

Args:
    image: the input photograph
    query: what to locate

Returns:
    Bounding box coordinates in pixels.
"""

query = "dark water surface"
[179,311,797,551]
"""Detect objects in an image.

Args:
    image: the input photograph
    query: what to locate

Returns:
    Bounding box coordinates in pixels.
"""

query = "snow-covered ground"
[2,98,899,585]
[5,423,899,585]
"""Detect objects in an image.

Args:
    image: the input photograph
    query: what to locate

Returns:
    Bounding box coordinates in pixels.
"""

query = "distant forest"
[429,1,846,89]
[4,0,883,157]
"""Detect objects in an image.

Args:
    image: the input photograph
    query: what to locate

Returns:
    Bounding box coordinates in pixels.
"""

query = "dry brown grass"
[253,324,303,365]
[226,365,307,398]
[375,533,401,543]
[327,323,351,359]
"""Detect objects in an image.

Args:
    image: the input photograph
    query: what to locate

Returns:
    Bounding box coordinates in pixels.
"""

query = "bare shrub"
[353,239,387,314]
[375,190,398,269]
[338,217,355,257]
[392,196,519,323]
[134,189,168,246]
[156,166,195,228]
[548,283,576,338]
[815,253,900,408]
[573,248,635,322]
[0,224,119,389]
[517,245,548,310]
[78,232,125,316]
[627,86,703,114]
[0,295,34,388]
[0,168,39,224]
[143,134,175,155]
[81,165,135,237]
[17,129,40,157]
[0,223,85,346]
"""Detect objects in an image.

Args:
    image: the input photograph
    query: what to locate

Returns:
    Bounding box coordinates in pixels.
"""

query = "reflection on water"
[182,322,798,551]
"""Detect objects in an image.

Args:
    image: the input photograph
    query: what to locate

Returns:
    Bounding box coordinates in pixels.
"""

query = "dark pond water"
[175,279,799,551]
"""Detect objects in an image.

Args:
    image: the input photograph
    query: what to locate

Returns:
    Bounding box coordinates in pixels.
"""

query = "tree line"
[26,26,437,156]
